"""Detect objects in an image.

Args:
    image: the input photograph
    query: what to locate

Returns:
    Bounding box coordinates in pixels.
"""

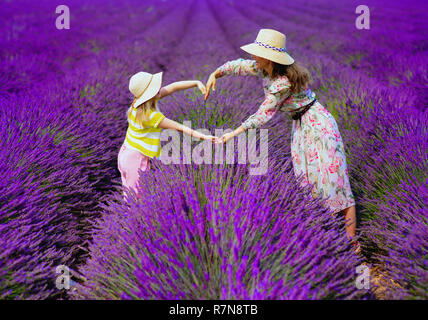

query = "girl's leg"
[117,144,128,199]
[126,153,150,194]
[118,144,150,198]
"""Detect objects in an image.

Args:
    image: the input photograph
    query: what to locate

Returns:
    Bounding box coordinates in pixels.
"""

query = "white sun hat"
[240,29,294,65]
[129,71,163,108]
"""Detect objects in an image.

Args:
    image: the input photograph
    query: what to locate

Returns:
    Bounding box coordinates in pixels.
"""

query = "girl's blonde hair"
[127,96,159,126]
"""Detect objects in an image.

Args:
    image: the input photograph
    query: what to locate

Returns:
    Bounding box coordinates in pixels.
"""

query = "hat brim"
[240,43,294,65]
[134,71,163,108]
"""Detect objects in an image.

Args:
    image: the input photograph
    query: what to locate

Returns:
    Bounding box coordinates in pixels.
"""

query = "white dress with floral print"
[218,58,356,214]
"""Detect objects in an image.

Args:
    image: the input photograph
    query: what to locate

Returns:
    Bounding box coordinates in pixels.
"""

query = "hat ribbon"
[131,74,154,109]
[254,40,287,52]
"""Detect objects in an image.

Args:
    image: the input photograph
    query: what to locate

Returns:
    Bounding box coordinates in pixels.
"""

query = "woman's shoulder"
[266,74,291,94]
[234,58,262,73]
[234,57,256,65]
[219,58,262,77]
[223,57,255,67]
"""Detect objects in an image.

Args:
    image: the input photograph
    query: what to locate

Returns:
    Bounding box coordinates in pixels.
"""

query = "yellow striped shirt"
[124,108,165,158]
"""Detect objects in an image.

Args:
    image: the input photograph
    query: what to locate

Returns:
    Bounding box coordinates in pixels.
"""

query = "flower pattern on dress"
[217,58,356,214]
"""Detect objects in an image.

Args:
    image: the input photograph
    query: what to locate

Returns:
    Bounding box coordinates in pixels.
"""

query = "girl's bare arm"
[156,81,206,99]
[158,117,215,141]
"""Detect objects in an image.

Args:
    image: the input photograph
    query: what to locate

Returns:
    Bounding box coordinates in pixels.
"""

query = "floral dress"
[218,58,356,214]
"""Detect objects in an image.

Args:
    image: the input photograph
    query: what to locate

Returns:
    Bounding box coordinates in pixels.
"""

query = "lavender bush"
[364,177,427,299]
[338,101,427,298]
[0,0,193,299]
[71,162,363,300]
[1,0,426,299]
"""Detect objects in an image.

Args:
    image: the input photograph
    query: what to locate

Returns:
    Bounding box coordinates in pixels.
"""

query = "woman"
[205,29,360,252]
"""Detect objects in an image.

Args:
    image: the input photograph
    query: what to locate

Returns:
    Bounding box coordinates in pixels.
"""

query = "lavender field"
[0,0,427,300]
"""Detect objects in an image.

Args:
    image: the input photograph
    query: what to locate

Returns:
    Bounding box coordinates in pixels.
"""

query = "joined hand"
[214,132,234,144]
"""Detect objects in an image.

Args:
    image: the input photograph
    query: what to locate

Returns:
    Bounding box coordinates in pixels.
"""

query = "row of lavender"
[246,0,427,107]
[207,0,427,298]
[0,0,192,299]
[1,0,426,299]
[70,0,365,300]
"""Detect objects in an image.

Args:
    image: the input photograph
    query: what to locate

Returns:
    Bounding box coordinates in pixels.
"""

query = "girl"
[205,29,360,253]
[118,71,215,198]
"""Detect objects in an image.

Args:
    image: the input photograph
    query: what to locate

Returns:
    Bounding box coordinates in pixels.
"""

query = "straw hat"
[240,29,294,65]
[129,71,162,108]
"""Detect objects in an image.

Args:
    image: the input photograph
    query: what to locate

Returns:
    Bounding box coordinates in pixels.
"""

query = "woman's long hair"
[263,61,313,94]
[127,96,158,126]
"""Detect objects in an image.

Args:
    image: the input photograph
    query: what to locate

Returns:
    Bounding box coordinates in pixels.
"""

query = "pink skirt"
[117,142,151,198]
